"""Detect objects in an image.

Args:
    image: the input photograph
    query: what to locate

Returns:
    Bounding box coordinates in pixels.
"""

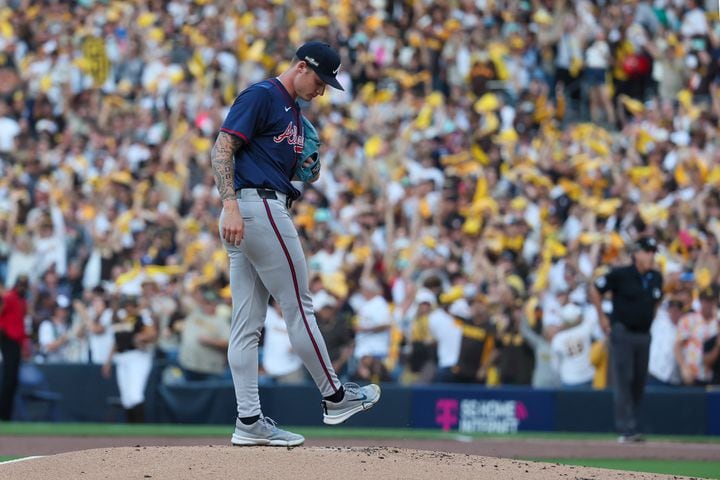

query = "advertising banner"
[412,387,555,432]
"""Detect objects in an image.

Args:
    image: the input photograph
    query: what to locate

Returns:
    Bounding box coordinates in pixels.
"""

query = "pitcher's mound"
[0,445,686,479]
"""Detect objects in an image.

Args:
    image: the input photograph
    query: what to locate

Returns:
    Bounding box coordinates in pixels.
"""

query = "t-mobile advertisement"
[412,388,555,432]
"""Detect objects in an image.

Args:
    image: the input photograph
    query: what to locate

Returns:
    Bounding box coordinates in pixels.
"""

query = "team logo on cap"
[304,56,319,67]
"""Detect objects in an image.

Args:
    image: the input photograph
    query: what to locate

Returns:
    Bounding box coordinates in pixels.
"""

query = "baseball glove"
[294,115,321,182]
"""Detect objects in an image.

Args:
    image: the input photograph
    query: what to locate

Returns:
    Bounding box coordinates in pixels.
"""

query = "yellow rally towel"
[590,340,608,389]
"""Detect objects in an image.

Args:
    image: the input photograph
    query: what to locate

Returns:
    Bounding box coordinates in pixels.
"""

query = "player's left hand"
[300,157,315,169]
[293,153,321,182]
[294,115,321,182]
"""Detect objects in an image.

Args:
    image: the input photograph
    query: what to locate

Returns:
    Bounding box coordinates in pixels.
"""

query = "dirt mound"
[0,445,689,480]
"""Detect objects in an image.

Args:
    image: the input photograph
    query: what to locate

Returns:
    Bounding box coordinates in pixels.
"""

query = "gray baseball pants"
[220,188,340,418]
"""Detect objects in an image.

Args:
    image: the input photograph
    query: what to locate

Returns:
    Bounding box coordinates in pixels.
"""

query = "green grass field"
[531,459,720,479]
[2,422,720,443]
[1,423,719,478]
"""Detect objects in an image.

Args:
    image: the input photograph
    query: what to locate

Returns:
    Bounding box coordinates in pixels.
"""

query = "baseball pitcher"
[210,41,381,447]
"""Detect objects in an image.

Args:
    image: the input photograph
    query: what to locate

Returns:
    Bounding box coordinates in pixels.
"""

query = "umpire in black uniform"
[589,236,663,442]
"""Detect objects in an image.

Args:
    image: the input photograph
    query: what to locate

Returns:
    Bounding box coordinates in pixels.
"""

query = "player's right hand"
[221,203,245,246]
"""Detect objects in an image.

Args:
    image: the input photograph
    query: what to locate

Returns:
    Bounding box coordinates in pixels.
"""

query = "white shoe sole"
[323,385,381,425]
[231,433,304,447]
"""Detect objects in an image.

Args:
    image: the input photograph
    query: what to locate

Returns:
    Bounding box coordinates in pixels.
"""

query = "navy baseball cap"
[296,41,344,91]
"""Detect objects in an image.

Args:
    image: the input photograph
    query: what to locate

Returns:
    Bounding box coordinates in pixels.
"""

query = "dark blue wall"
[12,363,122,422]
[708,391,720,435]
[554,387,708,435]
[154,383,413,427]
[4,364,718,436]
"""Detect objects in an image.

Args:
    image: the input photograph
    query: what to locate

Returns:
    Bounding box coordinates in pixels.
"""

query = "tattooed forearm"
[211,132,243,203]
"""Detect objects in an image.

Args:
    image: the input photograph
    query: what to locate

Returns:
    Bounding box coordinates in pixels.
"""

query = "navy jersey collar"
[269,77,299,111]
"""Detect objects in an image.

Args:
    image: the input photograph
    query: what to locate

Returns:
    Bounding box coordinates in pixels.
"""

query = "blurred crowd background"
[1,0,720,393]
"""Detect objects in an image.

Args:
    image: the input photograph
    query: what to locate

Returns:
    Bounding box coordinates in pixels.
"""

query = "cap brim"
[317,72,344,91]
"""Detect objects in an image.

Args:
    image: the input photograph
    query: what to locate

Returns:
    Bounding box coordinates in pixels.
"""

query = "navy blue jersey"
[220,78,304,199]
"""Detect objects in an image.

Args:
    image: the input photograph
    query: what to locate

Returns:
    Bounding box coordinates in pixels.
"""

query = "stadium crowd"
[1,0,720,416]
